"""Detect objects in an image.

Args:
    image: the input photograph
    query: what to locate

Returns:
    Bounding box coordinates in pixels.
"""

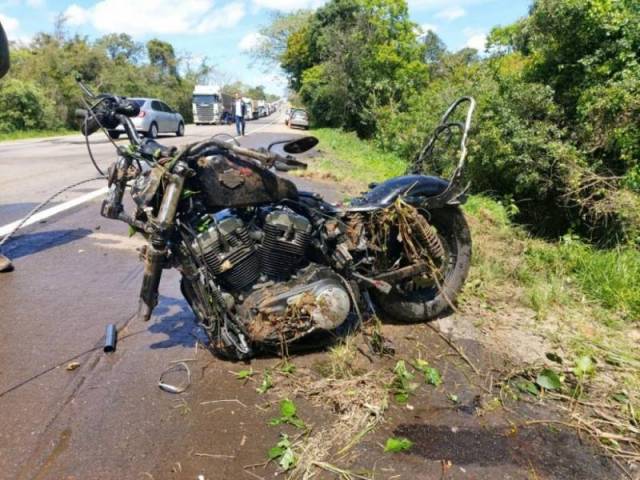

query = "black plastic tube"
[104,324,117,353]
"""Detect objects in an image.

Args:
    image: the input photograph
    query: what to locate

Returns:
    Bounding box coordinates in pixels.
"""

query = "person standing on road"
[234,93,246,136]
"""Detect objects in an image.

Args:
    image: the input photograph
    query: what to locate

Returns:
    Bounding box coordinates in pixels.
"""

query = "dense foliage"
[264,0,640,245]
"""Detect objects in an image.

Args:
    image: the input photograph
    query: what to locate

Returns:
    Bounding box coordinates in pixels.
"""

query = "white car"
[111,98,185,139]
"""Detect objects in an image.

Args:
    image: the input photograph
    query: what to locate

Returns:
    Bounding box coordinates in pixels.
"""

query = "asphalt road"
[0,115,343,479]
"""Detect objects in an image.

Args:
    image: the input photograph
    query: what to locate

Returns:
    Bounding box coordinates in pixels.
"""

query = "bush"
[0,79,60,132]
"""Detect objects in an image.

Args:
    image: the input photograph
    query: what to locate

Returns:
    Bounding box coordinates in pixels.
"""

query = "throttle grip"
[79,112,102,136]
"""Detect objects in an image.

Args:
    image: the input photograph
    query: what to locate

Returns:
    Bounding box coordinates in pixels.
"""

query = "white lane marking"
[0,186,109,237]
[0,112,285,236]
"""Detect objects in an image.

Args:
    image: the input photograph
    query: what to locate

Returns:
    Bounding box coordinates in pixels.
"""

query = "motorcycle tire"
[374,206,471,322]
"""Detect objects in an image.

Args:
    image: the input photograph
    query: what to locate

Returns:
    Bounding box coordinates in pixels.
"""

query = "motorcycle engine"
[190,208,352,346]
[260,210,312,280]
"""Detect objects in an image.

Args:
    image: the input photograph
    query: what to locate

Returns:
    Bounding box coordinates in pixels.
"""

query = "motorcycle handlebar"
[75,108,103,136]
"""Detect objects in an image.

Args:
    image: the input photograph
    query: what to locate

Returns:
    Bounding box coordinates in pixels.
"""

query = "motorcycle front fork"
[136,162,187,322]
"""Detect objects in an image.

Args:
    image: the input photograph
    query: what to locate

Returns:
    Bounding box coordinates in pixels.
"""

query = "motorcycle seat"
[349,175,449,209]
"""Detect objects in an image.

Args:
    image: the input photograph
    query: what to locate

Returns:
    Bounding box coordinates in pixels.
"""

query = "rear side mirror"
[0,22,9,79]
[283,136,318,154]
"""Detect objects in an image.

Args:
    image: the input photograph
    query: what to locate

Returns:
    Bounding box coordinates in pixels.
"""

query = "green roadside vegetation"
[300,128,405,187]
[310,125,640,391]
[0,128,75,142]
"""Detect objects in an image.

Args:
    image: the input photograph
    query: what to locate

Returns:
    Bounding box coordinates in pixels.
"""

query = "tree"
[253,10,313,67]
[422,30,446,65]
[279,0,429,136]
[96,33,143,63]
[147,39,177,77]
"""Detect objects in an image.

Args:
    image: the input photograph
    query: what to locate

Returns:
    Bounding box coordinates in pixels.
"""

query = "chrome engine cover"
[238,265,351,345]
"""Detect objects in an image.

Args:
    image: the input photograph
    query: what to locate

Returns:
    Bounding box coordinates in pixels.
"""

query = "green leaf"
[448,393,459,404]
[536,368,562,390]
[393,360,414,380]
[516,380,539,396]
[235,368,254,380]
[612,392,629,404]
[257,371,273,394]
[268,418,284,426]
[424,367,442,386]
[127,225,136,237]
[267,434,297,470]
[384,437,413,453]
[394,391,409,404]
[279,446,296,470]
[412,358,429,371]
[573,356,595,379]
[280,361,296,375]
[268,446,284,459]
[280,399,297,418]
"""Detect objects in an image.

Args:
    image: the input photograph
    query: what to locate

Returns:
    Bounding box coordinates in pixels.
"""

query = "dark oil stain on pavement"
[394,423,613,479]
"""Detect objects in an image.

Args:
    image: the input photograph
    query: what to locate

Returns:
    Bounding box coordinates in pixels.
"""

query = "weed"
[390,360,418,403]
[268,433,297,471]
[383,437,413,453]
[269,399,306,430]
[257,370,274,394]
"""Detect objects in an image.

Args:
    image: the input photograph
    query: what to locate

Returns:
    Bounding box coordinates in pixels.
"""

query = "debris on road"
[104,323,117,353]
[158,361,191,394]
[65,361,81,371]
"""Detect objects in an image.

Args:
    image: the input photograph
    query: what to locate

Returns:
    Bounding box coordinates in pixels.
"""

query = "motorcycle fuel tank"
[193,152,299,209]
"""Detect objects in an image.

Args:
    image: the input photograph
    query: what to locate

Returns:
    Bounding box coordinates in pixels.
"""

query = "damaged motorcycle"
[76,79,474,359]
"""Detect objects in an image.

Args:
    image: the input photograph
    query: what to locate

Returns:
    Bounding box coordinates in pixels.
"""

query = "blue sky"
[0,0,531,94]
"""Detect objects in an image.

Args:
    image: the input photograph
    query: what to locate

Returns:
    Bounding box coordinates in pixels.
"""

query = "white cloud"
[420,23,438,33]
[63,0,245,36]
[465,33,486,51]
[252,0,324,12]
[435,6,465,20]
[64,4,90,26]
[26,0,45,7]
[0,14,20,39]
[239,32,267,52]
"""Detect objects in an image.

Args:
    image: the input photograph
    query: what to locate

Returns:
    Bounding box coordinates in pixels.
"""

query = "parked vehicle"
[257,100,267,117]
[77,79,474,360]
[192,85,233,125]
[288,109,309,129]
[110,98,184,139]
[243,97,255,120]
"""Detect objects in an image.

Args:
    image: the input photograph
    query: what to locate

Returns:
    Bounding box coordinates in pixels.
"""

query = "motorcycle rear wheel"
[373,206,471,322]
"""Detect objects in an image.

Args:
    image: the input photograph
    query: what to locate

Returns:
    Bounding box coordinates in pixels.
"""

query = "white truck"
[192,85,233,125]
[242,97,255,120]
[257,100,267,117]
